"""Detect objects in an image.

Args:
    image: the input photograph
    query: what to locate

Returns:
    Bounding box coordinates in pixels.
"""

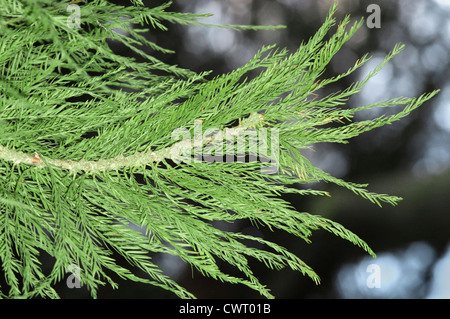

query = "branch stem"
[0,112,265,174]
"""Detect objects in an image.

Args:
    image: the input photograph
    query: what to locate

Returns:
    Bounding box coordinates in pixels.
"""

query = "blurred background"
[65,0,450,298]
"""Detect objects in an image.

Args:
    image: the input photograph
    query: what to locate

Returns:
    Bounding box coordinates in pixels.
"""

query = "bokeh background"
[63,0,450,298]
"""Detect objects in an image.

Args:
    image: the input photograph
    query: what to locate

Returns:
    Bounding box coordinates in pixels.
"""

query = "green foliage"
[0,0,438,298]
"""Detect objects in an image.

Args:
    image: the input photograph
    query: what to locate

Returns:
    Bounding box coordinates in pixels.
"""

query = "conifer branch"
[0,0,439,299]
